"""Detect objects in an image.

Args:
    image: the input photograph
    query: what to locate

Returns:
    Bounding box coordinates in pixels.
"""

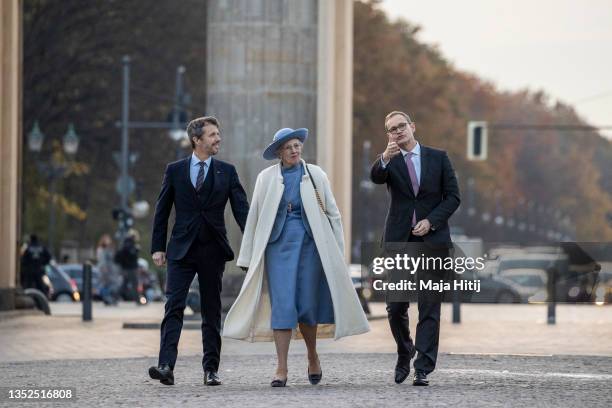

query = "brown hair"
[186,116,220,149]
[384,111,413,130]
[97,234,113,249]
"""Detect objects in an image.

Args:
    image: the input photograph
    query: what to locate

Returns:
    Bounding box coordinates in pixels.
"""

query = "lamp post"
[28,121,80,258]
[168,65,189,160]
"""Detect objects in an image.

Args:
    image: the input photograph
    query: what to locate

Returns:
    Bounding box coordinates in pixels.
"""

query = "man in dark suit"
[371,111,460,386]
[148,116,249,386]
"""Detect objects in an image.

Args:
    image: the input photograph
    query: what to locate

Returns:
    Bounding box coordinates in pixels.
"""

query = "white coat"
[223,160,370,341]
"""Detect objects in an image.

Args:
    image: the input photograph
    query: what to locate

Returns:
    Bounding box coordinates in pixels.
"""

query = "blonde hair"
[384,111,413,130]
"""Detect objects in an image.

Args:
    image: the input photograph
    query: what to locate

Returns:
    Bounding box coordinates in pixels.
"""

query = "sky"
[381,0,612,138]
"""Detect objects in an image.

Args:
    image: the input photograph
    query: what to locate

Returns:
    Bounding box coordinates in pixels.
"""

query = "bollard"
[452,289,461,324]
[82,262,92,321]
[546,266,556,325]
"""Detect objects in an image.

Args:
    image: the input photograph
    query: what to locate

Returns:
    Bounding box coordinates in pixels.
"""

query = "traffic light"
[112,208,134,238]
[467,121,488,161]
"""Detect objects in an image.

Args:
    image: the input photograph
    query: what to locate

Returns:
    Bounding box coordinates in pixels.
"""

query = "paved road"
[1,353,610,407]
[1,302,611,406]
[1,303,610,362]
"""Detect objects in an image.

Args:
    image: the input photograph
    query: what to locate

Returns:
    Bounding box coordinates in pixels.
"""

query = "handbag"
[304,164,333,228]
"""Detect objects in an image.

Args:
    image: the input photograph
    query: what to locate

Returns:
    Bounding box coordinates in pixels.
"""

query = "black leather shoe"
[308,368,322,385]
[270,378,287,387]
[394,347,416,384]
[394,365,410,384]
[149,364,174,386]
[413,370,429,386]
[204,371,222,386]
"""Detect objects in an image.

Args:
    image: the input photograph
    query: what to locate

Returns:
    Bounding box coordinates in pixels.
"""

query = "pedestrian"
[114,232,140,304]
[224,127,370,387]
[148,116,249,386]
[371,110,460,386]
[20,234,52,297]
[96,234,121,305]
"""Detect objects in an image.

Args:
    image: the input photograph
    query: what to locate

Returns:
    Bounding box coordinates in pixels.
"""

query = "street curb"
[0,308,45,321]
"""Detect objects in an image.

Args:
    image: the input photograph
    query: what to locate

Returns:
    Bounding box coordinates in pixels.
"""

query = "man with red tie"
[370,111,460,386]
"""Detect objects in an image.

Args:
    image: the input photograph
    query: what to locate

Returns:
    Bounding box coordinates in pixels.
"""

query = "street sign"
[115,175,135,195]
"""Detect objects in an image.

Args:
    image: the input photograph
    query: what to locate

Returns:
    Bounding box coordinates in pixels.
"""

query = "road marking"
[440,368,612,381]
[448,352,554,357]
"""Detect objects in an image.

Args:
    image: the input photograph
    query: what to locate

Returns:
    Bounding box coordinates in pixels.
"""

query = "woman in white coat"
[223,128,370,387]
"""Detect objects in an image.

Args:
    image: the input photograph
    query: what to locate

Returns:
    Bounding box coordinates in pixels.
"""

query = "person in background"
[20,234,52,297]
[97,234,122,305]
[115,232,141,305]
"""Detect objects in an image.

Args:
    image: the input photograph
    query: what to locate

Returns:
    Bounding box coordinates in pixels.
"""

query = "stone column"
[206,0,353,267]
[317,0,353,260]
[206,0,318,273]
[0,0,22,310]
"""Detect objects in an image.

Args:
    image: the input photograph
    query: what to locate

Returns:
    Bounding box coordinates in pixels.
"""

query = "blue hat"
[263,128,308,160]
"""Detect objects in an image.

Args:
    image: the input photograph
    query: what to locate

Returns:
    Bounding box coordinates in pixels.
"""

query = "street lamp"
[27,121,80,258]
[63,123,80,154]
[28,121,44,152]
[28,121,80,156]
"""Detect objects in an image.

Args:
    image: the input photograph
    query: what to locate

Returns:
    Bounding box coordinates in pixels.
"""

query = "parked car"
[57,263,102,300]
[460,268,522,303]
[495,253,568,276]
[499,268,547,303]
[45,264,80,302]
[481,251,599,302]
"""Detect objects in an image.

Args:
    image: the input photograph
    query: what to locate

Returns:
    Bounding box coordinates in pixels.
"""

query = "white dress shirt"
[190,152,212,188]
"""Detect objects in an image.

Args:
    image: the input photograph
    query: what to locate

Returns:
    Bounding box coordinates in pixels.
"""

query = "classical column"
[206,0,319,270]
[317,0,353,260]
[0,0,22,310]
[207,0,354,264]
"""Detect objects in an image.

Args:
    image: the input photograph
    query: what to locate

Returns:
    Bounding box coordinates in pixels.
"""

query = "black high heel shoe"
[308,368,322,385]
[270,378,287,387]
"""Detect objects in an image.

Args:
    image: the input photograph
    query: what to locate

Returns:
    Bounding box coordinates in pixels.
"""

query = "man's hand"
[412,219,431,236]
[152,251,167,267]
[382,141,401,163]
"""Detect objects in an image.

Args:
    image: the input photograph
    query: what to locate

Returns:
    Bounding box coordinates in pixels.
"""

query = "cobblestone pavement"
[1,303,611,407]
[0,353,611,407]
[1,303,610,362]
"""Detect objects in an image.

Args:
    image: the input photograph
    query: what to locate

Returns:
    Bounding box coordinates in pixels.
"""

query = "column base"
[0,287,17,311]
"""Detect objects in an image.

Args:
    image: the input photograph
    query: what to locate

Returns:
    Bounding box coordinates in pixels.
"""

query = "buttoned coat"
[223,160,370,341]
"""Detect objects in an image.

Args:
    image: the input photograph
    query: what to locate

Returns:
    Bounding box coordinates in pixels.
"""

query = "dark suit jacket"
[151,156,249,261]
[370,145,460,248]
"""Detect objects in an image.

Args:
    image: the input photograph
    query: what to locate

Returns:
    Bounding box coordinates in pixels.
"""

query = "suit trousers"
[158,239,224,372]
[386,234,446,374]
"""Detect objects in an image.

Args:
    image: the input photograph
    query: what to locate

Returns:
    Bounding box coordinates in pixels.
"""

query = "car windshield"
[504,274,545,287]
[499,259,555,272]
[64,268,80,279]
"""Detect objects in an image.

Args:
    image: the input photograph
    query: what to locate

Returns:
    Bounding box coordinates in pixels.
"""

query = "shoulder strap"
[304,164,330,225]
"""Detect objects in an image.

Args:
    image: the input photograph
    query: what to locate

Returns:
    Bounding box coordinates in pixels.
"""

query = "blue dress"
[265,163,335,329]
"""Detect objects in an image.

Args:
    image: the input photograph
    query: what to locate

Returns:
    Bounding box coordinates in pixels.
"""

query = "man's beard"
[207,144,220,156]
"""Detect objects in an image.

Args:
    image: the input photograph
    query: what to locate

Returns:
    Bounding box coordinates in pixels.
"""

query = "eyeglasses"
[387,122,408,134]
[282,142,302,152]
